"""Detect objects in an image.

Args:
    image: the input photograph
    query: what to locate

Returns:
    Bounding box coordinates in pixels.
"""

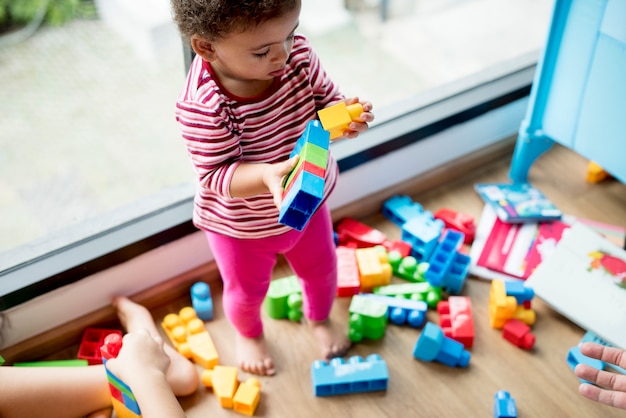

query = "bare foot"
[309,319,351,361]
[113,296,199,396]
[236,333,276,376]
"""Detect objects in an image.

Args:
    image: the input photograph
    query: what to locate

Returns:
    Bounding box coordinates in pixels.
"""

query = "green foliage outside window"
[0,0,96,32]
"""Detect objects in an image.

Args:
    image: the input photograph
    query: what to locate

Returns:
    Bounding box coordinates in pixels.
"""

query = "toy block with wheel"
[502,319,535,350]
[317,101,364,140]
[373,282,443,309]
[413,322,471,368]
[355,245,392,291]
[387,250,429,282]
[348,294,388,342]
[311,354,388,396]
[335,217,387,248]
[382,194,424,227]
[437,296,474,348]
[336,246,361,297]
[359,293,427,328]
[263,275,303,321]
[494,390,517,418]
[191,281,214,320]
[401,213,445,262]
[100,333,142,418]
[424,229,470,295]
[78,327,123,365]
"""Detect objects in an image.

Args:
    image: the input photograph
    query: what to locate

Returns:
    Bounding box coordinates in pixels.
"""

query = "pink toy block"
[434,208,476,244]
[382,239,412,257]
[335,217,387,248]
[502,319,535,350]
[437,296,474,348]
[78,327,123,365]
[336,246,361,297]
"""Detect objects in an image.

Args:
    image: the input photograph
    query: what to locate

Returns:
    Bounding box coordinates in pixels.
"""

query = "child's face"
[205,5,301,84]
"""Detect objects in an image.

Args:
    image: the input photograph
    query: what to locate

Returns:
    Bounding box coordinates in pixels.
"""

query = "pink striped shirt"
[175,35,343,239]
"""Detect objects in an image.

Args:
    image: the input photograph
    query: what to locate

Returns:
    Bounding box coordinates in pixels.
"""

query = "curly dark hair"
[170,0,299,40]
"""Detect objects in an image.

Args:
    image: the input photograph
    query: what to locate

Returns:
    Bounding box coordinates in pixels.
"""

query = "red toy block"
[502,319,535,350]
[434,208,476,245]
[335,217,387,248]
[437,296,474,348]
[336,246,361,297]
[78,327,123,365]
[382,239,412,257]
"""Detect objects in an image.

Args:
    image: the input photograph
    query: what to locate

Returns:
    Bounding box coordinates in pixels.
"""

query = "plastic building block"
[502,319,535,350]
[233,378,262,416]
[101,333,142,418]
[263,275,303,321]
[191,281,214,321]
[382,239,412,257]
[78,327,123,365]
[279,120,330,231]
[504,280,534,309]
[566,345,606,384]
[348,294,388,342]
[387,250,429,283]
[14,359,88,367]
[335,217,387,248]
[434,208,476,244]
[355,246,392,291]
[401,213,445,262]
[202,365,239,408]
[494,390,517,418]
[336,246,361,297]
[0,355,4,366]
[424,229,470,295]
[413,322,470,368]
[317,101,364,140]
[373,282,443,309]
[586,161,611,183]
[359,293,427,328]
[489,280,535,329]
[381,195,424,227]
[437,296,474,348]
[311,354,388,396]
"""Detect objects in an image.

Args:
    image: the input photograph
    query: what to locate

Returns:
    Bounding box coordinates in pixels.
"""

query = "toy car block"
[101,333,142,418]
[494,390,517,418]
[387,250,429,283]
[413,322,470,368]
[401,213,445,262]
[504,280,534,308]
[317,101,364,140]
[348,294,388,342]
[437,296,474,348]
[434,208,476,244]
[263,275,303,321]
[355,246,392,291]
[311,354,388,396]
[586,160,611,183]
[202,365,239,409]
[233,378,262,416]
[373,281,443,309]
[335,217,387,248]
[161,307,219,368]
[381,194,424,227]
[382,239,412,257]
[191,281,214,321]
[359,293,427,328]
[336,246,361,297]
[502,319,535,350]
[424,229,470,295]
[78,327,123,365]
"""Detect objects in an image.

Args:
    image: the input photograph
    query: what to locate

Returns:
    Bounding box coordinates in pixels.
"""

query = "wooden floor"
[26,144,626,417]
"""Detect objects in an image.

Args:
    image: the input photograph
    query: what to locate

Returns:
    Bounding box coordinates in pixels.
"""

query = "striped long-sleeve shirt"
[175,35,344,239]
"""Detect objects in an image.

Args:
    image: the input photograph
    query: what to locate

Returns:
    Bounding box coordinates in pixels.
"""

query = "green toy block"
[14,359,88,367]
[387,251,429,282]
[263,275,303,321]
[348,295,388,342]
[373,282,443,309]
[0,355,4,366]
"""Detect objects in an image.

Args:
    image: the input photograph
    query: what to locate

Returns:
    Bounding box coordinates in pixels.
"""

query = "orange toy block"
[161,307,219,368]
[318,102,364,140]
[233,378,262,416]
[437,296,474,348]
[202,366,239,409]
[355,246,392,291]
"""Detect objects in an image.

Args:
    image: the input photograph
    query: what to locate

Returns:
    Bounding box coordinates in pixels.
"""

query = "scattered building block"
[348,294,388,342]
[191,281,214,321]
[373,282,443,309]
[437,296,474,348]
[413,322,471,368]
[78,327,123,365]
[14,359,88,367]
[311,354,388,396]
[233,378,262,416]
[263,275,303,321]
[424,229,470,295]
[387,250,429,283]
[355,246,392,291]
[202,365,239,409]
[504,280,534,308]
[382,239,412,257]
[489,280,535,329]
[566,345,606,384]
[336,246,361,297]
[101,333,142,418]
[359,293,427,328]
[502,319,535,350]
[434,208,476,244]
[318,101,364,140]
[382,194,424,227]
[494,390,517,418]
[401,213,445,262]
[579,331,626,374]
[161,306,219,368]
[335,217,387,248]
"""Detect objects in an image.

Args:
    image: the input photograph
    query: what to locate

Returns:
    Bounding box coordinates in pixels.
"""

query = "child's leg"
[113,296,199,395]
[283,203,351,360]
[204,231,278,376]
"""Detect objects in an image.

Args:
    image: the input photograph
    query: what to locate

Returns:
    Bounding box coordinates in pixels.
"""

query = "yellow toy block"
[318,102,364,140]
[161,307,219,367]
[111,398,141,418]
[355,246,392,291]
[202,366,239,409]
[586,161,610,183]
[233,378,262,416]
[489,280,536,328]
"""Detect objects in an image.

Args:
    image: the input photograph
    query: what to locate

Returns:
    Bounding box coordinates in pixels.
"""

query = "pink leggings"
[204,203,337,338]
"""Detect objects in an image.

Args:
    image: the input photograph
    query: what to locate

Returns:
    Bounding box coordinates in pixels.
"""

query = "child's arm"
[575,342,626,410]
[105,329,187,418]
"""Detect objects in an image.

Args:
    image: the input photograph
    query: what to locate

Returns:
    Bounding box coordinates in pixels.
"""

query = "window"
[0,0,553,308]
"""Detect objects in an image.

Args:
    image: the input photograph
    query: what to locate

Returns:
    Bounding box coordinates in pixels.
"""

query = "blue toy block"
[382,195,424,226]
[358,293,427,328]
[289,120,330,158]
[413,322,470,368]
[401,213,445,262]
[311,354,388,397]
[279,170,324,231]
[504,281,534,305]
[566,345,605,384]
[424,229,470,294]
[494,390,517,418]
[191,281,214,321]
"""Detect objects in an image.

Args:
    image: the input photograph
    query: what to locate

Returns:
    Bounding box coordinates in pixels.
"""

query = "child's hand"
[264,155,299,209]
[342,97,374,139]
[575,342,626,410]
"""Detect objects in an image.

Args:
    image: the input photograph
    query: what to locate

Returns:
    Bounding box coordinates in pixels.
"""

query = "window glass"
[0,0,553,268]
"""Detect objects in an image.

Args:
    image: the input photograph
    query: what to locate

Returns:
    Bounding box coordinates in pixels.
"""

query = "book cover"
[525,222,626,349]
[474,182,562,223]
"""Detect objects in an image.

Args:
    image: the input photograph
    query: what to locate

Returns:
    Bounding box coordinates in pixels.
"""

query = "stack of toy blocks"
[347,294,388,342]
[311,354,388,396]
[355,245,392,291]
[373,282,443,309]
[202,365,262,416]
[78,327,123,365]
[161,306,219,369]
[100,333,142,418]
[336,246,361,297]
[413,322,471,368]
[359,293,427,328]
[279,120,330,231]
[489,280,536,350]
[424,229,471,295]
[317,101,364,141]
[263,275,303,321]
[437,296,474,348]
